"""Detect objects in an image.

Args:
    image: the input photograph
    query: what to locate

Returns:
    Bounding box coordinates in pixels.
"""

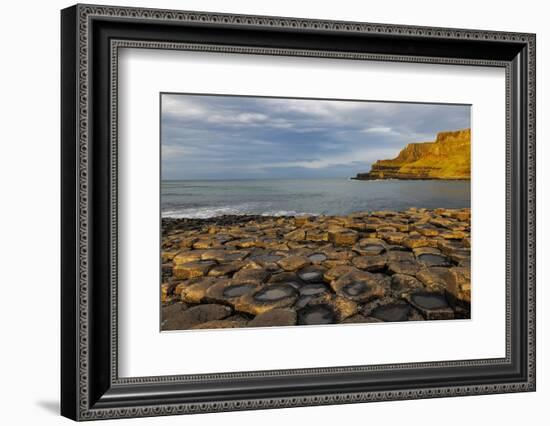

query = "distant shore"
[161,208,471,331]
[350,176,471,181]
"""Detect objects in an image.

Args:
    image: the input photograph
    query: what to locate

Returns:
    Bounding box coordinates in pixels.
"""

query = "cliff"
[353,129,471,180]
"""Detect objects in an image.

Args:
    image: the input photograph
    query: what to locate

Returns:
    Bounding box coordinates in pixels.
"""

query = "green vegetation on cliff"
[354,129,471,180]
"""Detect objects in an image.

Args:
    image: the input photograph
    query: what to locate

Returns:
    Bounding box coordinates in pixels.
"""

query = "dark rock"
[248,308,297,327]
[173,260,217,279]
[371,303,411,322]
[277,255,310,271]
[181,277,229,303]
[232,267,270,284]
[407,291,455,320]
[297,304,335,325]
[331,270,386,302]
[351,255,387,271]
[205,280,259,306]
[235,283,298,315]
[390,273,424,295]
[297,265,326,283]
[162,304,233,331]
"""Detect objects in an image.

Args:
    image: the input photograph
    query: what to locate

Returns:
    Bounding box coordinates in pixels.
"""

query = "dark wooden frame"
[61,4,536,421]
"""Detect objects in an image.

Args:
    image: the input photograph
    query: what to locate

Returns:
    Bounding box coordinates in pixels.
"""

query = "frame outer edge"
[66,4,536,420]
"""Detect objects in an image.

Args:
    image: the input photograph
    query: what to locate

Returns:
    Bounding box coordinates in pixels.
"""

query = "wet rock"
[161,262,173,277]
[306,229,329,242]
[262,239,289,251]
[295,295,315,310]
[205,280,259,305]
[402,234,433,249]
[207,262,244,277]
[297,265,326,283]
[351,255,387,272]
[235,283,298,315]
[202,249,248,262]
[415,267,449,291]
[430,217,454,229]
[284,228,306,241]
[412,246,442,256]
[331,270,385,302]
[323,265,358,282]
[161,302,189,325]
[297,304,335,325]
[377,226,398,233]
[329,228,358,246]
[162,249,180,262]
[248,308,297,327]
[181,277,229,303]
[388,250,414,262]
[303,293,358,322]
[440,230,467,240]
[356,239,387,255]
[268,271,303,288]
[224,237,257,249]
[437,239,466,256]
[193,238,223,249]
[341,314,380,324]
[407,291,455,320]
[173,250,205,265]
[232,267,270,284]
[322,259,350,268]
[308,253,327,264]
[417,253,451,267]
[387,260,420,276]
[414,225,440,237]
[191,319,246,329]
[444,267,471,308]
[450,210,470,221]
[179,236,199,248]
[277,255,310,271]
[248,253,284,270]
[294,216,311,226]
[371,302,411,322]
[299,283,331,296]
[162,304,233,331]
[379,231,408,245]
[448,248,471,265]
[161,282,177,303]
[173,260,217,279]
[162,209,470,328]
[390,273,424,295]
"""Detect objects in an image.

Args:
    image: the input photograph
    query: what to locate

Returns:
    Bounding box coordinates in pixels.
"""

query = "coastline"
[161,208,471,330]
[350,176,471,181]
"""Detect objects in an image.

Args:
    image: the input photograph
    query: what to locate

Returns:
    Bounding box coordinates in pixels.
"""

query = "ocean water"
[161,178,470,219]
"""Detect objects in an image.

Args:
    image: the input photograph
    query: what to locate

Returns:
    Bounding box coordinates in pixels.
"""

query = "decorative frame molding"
[61,4,535,421]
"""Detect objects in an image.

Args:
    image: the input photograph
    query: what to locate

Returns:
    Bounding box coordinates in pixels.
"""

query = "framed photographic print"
[61,4,536,421]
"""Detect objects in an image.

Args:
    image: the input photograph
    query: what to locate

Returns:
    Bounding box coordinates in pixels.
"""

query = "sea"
[161,178,470,219]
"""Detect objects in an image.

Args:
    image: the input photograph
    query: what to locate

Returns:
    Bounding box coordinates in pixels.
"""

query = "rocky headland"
[161,208,471,330]
[353,129,471,180]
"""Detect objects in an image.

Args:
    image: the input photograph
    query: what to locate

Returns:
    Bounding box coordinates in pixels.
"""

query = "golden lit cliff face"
[361,129,471,180]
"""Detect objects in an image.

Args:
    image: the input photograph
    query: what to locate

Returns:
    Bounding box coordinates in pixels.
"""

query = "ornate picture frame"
[61,4,535,420]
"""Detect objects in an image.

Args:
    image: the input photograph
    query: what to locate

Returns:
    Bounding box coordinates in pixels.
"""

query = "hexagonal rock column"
[235,283,299,315]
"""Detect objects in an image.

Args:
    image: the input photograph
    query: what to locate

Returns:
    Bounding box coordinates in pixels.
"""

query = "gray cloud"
[161,94,470,180]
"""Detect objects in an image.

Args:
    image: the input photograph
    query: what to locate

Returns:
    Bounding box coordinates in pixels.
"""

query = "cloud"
[363,126,394,134]
[255,147,399,170]
[160,94,470,180]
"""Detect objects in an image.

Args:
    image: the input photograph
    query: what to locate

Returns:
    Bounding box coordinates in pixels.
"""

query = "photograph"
[160,94,472,331]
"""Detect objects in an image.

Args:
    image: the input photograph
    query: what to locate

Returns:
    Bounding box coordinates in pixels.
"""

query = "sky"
[161,94,470,180]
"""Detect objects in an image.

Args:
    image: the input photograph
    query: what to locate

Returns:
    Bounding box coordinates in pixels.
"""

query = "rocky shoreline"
[161,208,471,330]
